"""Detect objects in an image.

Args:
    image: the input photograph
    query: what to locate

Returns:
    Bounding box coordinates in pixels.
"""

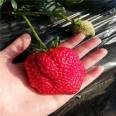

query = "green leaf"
[33,0,66,18]
[48,36,60,48]
[72,18,81,27]
[11,0,17,10]
[62,0,84,4]
[33,48,47,52]
[0,0,5,7]
[31,43,47,52]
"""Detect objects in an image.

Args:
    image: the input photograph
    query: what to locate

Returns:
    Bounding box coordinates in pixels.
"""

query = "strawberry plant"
[0,0,95,37]
[0,0,95,94]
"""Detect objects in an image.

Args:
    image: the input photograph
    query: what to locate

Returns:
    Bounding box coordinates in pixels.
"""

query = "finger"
[0,33,31,62]
[82,48,108,69]
[73,37,101,58]
[53,66,104,111]
[79,66,104,91]
[59,33,85,49]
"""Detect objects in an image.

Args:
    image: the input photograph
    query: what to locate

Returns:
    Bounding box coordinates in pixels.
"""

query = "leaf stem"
[12,11,47,17]
[22,15,48,50]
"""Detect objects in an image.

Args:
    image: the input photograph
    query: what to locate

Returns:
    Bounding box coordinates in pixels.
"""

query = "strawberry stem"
[60,14,81,26]
[22,15,48,51]
[60,14,72,23]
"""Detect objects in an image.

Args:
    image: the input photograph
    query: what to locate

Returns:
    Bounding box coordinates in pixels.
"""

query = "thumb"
[0,33,31,62]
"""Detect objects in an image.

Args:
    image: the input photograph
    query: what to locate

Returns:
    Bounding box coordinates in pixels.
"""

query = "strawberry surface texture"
[24,47,87,94]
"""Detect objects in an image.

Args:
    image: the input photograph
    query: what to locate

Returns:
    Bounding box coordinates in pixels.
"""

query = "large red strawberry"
[24,47,86,94]
[23,15,87,94]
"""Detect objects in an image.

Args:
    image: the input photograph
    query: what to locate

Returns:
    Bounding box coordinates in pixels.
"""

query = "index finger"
[0,33,31,63]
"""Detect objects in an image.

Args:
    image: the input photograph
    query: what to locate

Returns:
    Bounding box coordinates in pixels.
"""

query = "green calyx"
[72,18,81,27]
[47,36,60,49]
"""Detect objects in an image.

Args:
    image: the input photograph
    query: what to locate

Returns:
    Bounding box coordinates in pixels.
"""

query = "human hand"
[0,33,107,116]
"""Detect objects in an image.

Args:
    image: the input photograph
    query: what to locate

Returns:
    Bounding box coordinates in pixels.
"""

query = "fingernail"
[99,48,108,55]
[93,37,102,44]
[20,33,31,40]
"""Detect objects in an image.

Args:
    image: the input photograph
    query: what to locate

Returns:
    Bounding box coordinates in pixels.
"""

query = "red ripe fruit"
[24,47,87,94]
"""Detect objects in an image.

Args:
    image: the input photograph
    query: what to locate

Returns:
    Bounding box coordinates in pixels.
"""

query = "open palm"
[0,33,107,116]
